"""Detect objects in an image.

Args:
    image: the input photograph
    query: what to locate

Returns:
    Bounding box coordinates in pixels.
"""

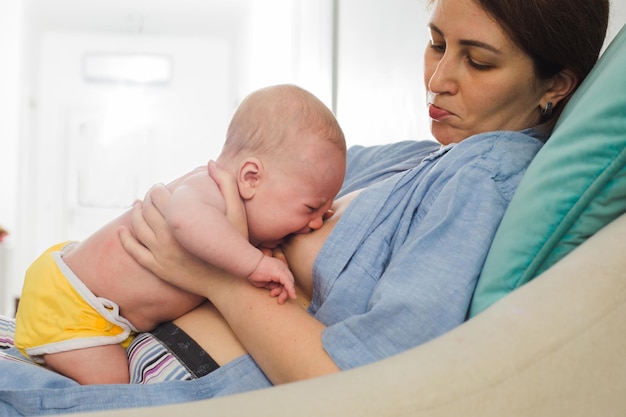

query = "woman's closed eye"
[429,41,445,53]
[466,55,493,70]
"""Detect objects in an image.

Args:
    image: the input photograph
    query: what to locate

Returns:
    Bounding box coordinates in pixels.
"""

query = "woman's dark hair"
[472,0,609,129]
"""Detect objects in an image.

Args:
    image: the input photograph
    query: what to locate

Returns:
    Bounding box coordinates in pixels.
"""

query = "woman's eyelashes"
[429,39,494,71]
[429,41,445,53]
[466,56,492,70]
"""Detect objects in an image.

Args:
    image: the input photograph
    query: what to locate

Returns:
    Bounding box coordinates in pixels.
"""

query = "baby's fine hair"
[221,84,345,159]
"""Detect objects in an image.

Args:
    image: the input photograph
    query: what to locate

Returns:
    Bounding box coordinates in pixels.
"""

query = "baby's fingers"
[283,279,297,301]
[269,287,289,305]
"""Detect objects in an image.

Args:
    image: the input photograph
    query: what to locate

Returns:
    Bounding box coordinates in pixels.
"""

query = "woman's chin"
[430,124,465,146]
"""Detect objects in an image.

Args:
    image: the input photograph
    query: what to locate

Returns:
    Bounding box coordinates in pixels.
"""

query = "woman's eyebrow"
[428,23,502,55]
[459,39,502,55]
[427,23,444,37]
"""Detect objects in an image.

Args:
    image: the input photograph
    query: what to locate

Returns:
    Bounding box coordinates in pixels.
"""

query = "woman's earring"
[541,101,553,117]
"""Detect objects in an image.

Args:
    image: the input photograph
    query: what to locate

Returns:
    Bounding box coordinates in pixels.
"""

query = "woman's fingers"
[128,199,155,244]
[118,201,158,270]
[141,184,172,242]
[147,183,171,216]
[120,185,177,277]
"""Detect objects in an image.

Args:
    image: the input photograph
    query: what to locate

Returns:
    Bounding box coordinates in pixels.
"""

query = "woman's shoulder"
[459,128,546,149]
[450,129,545,171]
[346,140,441,174]
[341,140,441,196]
[440,129,545,200]
[348,140,440,158]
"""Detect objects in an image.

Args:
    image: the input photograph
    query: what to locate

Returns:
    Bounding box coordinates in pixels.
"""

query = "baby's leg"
[44,343,129,384]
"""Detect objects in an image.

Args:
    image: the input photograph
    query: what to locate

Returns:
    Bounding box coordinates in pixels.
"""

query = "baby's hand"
[248,255,297,304]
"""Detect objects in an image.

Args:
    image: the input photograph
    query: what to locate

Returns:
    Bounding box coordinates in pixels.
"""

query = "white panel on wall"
[240,0,334,109]
[45,33,231,240]
[335,0,432,148]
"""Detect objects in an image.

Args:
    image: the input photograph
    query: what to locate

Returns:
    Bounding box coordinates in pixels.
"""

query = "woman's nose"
[427,55,458,95]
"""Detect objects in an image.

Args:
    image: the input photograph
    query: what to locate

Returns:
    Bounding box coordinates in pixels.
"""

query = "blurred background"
[1,0,625,315]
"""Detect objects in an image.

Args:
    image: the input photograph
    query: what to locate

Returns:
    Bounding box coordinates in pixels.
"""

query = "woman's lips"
[428,104,451,121]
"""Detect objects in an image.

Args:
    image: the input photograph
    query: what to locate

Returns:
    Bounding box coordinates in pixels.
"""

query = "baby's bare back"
[62,207,205,333]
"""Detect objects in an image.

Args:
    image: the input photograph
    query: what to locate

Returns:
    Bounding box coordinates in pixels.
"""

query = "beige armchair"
[68,210,626,417]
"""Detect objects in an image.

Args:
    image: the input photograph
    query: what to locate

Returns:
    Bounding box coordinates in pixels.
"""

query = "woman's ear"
[237,157,263,200]
[542,67,579,108]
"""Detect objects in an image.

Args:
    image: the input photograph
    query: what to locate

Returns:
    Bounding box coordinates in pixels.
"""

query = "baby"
[14,84,346,384]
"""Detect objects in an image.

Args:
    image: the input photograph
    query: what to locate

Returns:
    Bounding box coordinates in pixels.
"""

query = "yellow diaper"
[14,242,136,363]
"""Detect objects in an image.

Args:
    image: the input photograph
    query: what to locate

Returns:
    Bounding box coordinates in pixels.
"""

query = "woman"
[0,0,609,413]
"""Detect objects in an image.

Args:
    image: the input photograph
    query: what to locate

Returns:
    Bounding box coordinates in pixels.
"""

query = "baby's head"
[220,84,347,247]
[221,84,345,160]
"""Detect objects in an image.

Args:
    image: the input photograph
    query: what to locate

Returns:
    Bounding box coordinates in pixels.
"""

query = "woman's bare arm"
[119,186,340,383]
[202,271,339,383]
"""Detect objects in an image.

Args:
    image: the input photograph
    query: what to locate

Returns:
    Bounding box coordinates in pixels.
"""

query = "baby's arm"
[248,254,295,303]
[207,161,296,303]
[165,168,296,302]
[165,171,261,278]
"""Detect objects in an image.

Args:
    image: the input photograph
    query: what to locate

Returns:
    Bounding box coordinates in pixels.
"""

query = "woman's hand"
[118,184,219,295]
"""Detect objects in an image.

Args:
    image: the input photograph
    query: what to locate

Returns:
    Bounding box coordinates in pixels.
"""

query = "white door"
[32,33,233,246]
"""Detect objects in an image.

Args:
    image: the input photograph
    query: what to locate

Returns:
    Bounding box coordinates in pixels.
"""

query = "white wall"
[0,0,24,316]
[608,0,626,49]
[2,33,234,316]
[239,0,334,105]
[336,0,432,148]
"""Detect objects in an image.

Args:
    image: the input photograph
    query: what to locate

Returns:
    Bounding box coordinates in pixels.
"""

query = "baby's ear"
[238,157,263,200]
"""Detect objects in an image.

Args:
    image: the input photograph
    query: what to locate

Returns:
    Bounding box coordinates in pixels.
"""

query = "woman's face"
[424,0,552,145]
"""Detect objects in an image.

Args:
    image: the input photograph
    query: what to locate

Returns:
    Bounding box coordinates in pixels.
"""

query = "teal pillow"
[470,24,626,317]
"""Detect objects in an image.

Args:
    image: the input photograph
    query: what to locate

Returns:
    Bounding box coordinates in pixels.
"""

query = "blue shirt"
[0,130,544,415]
[313,130,543,369]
